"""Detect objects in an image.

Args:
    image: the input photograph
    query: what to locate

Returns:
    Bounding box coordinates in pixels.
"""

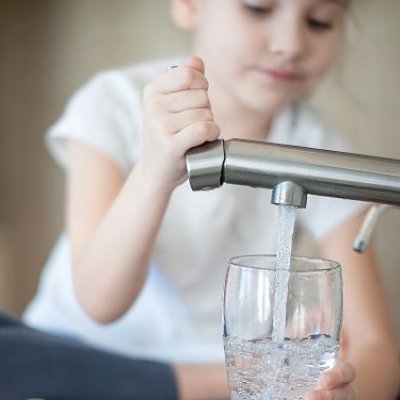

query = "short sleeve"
[46,70,142,175]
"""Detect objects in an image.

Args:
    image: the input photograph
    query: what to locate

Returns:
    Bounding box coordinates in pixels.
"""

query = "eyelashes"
[243,4,273,16]
[242,3,335,32]
[307,19,334,31]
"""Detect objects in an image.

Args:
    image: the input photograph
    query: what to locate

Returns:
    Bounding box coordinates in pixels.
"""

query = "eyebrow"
[308,0,349,11]
[323,0,349,7]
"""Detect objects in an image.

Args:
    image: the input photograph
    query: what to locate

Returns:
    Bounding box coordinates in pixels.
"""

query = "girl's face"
[177,0,346,115]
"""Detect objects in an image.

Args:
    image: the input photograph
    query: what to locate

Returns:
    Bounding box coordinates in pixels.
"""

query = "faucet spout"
[186,138,400,253]
[272,181,307,208]
[187,139,400,205]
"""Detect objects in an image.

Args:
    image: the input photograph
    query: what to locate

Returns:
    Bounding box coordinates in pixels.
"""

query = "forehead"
[193,0,348,19]
[323,0,350,7]
[228,0,349,10]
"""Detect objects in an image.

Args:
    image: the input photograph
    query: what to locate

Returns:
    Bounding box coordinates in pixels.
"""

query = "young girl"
[23,0,400,399]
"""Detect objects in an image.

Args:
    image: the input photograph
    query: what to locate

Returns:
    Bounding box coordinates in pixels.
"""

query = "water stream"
[272,204,297,342]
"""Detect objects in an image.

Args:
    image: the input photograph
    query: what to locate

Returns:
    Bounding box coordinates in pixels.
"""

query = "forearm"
[173,364,229,400]
[344,343,400,400]
[73,158,173,323]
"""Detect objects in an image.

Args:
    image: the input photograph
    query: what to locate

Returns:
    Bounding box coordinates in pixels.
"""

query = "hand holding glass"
[223,255,343,400]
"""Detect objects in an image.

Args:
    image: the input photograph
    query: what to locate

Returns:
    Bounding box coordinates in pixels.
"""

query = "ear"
[169,0,200,31]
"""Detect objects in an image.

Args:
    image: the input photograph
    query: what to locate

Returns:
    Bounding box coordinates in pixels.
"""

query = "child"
[23,0,400,399]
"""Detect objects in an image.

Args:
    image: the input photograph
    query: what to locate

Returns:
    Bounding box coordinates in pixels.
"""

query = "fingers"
[147,121,220,169]
[146,61,208,95]
[165,89,210,113]
[144,55,218,146]
[305,385,357,400]
[140,56,219,188]
[174,121,221,155]
[305,363,357,400]
[164,108,214,134]
[145,101,213,136]
[319,363,356,389]
[184,56,205,74]
[143,57,213,133]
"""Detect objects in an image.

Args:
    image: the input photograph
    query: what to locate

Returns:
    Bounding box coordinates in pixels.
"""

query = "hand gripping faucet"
[186,139,400,252]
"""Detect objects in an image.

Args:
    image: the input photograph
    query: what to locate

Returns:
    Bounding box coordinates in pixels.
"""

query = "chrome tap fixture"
[186,139,400,250]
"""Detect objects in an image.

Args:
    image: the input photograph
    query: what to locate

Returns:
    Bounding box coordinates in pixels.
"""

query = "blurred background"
[0,0,399,347]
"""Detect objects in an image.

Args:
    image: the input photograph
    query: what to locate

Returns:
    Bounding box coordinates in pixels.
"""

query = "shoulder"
[45,57,184,173]
[273,102,353,152]
[119,56,185,90]
[70,56,185,107]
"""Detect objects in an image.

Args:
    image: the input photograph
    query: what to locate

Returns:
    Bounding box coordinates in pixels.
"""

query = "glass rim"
[228,254,341,273]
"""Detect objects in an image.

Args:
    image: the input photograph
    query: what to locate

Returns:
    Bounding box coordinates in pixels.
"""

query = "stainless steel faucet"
[186,139,400,251]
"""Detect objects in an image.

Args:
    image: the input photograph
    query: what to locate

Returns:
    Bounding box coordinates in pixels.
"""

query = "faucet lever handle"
[353,204,396,252]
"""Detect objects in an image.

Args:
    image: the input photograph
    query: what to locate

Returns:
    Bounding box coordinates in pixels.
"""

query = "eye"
[307,18,334,31]
[243,3,272,16]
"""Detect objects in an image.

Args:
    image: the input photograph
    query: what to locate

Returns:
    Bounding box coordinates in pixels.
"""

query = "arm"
[67,143,174,322]
[68,57,220,323]
[173,364,229,400]
[308,209,400,399]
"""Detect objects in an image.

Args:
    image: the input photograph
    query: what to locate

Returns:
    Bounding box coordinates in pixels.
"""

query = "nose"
[268,15,306,61]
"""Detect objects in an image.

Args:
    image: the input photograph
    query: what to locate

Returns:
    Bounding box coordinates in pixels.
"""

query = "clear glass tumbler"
[223,255,343,400]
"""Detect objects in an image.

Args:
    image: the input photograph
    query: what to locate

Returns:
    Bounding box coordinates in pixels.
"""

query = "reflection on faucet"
[353,204,396,253]
[186,139,400,253]
[186,139,400,206]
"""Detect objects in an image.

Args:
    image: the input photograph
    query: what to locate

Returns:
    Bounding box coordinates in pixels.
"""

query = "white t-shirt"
[23,58,366,364]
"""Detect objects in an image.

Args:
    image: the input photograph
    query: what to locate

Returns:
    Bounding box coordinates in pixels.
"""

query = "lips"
[259,68,303,82]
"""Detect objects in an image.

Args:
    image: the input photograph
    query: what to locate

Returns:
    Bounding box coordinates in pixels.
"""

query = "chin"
[243,93,294,115]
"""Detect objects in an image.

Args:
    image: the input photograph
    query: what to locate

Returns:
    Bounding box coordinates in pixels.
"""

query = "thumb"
[184,56,205,74]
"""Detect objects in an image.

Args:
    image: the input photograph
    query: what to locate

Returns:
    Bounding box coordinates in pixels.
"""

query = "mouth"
[257,68,303,82]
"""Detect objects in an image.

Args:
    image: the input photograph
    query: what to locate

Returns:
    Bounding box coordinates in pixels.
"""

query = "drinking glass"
[223,255,343,400]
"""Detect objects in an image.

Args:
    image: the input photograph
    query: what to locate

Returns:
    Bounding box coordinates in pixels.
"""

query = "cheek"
[310,37,339,79]
[201,27,258,79]
[208,10,262,61]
